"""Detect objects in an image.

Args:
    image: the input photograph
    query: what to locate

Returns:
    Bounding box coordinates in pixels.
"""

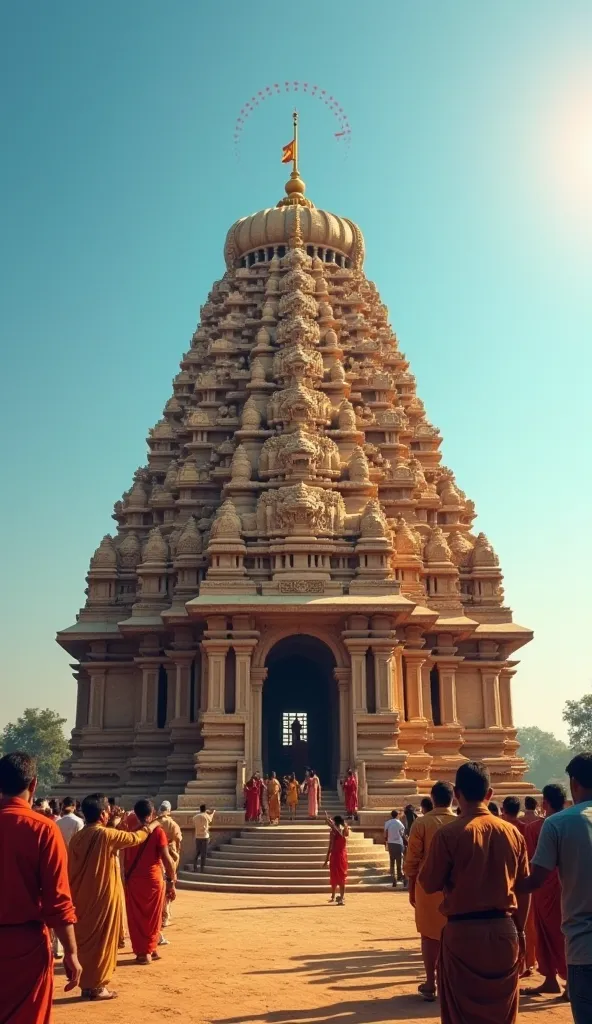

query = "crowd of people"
[0,751,183,1009]
[1,747,591,1024]
[242,766,335,822]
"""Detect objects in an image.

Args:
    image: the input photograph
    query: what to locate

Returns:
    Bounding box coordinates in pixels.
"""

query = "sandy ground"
[53,890,573,1024]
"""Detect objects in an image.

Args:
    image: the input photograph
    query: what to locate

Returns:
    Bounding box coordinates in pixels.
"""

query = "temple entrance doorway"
[262,635,338,787]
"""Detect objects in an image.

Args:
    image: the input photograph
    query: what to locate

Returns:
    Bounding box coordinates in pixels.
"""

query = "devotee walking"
[342,769,358,820]
[488,800,501,816]
[502,796,527,835]
[420,761,530,1024]
[420,796,434,815]
[384,809,406,887]
[193,803,215,872]
[285,773,300,821]
[521,783,567,997]
[244,775,261,822]
[156,800,182,927]
[0,752,81,1020]
[523,795,541,824]
[519,753,592,1024]
[57,796,84,847]
[501,795,536,975]
[305,769,321,819]
[266,772,282,825]
[404,781,456,1002]
[324,812,349,905]
[124,799,177,964]
[69,792,158,1000]
[403,803,418,832]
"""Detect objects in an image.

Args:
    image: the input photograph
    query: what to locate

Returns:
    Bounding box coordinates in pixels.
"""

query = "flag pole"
[293,109,299,175]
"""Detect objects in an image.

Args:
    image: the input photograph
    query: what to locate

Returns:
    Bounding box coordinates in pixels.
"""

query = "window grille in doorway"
[282,712,308,746]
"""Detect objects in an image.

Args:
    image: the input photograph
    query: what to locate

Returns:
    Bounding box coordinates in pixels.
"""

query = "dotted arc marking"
[233,82,351,161]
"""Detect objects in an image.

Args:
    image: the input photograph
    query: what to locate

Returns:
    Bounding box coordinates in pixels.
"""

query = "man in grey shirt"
[518,753,592,1023]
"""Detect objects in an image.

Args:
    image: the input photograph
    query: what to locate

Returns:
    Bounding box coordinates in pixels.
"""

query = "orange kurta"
[403,807,456,940]
[69,823,148,990]
[420,805,529,1024]
[0,796,76,1024]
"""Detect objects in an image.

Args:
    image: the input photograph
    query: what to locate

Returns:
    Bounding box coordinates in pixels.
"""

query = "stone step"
[177,871,393,894]
[194,863,391,879]
[225,840,376,853]
[198,847,385,864]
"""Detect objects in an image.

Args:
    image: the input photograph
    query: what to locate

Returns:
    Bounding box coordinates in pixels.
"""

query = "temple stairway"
[177,805,392,894]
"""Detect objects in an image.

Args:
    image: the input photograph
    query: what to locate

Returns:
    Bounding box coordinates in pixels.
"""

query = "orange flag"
[281,140,295,164]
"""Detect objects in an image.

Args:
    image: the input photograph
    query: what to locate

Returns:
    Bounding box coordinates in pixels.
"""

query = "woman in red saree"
[342,770,358,818]
[244,775,262,822]
[123,800,177,965]
[323,813,350,905]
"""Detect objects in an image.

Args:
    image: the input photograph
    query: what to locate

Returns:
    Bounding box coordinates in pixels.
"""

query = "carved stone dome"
[224,204,364,270]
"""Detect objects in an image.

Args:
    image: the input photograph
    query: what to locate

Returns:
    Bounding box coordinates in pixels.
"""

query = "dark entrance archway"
[262,635,338,787]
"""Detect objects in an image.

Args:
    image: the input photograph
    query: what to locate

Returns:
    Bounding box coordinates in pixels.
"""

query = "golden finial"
[277,109,314,209]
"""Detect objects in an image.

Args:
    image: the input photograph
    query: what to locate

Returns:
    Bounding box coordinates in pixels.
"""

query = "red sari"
[343,775,358,815]
[123,826,167,956]
[244,781,261,822]
[329,829,348,888]
[525,818,567,980]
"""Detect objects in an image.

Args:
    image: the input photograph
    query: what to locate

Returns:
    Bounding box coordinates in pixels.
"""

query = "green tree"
[516,726,572,791]
[563,694,592,751]
[1,708,70,795]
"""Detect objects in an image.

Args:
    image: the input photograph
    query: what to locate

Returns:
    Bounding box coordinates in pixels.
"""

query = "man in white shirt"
[56,797,83,847]
[384,810,407,887]
[192,803,216,873]
[518,752,592,1024]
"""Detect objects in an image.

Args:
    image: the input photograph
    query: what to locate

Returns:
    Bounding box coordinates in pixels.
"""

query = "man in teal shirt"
[518,753,592,1023]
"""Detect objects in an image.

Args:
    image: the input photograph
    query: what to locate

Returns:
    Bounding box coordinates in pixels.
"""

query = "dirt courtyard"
[53,890,573,1024]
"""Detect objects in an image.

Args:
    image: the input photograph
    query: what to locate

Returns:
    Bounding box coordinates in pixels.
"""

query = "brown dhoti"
[439,917,520,1024]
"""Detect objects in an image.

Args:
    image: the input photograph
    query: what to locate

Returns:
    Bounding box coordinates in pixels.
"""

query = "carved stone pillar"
[424,656,464,780]
[250,667,267,775]
[371,643,397,713]
[334,668,352,774]
[161,649,201,795]
[481,665,502,728]
[232,640,258,713]
[202,640,228,713]
[167,651,194,725]
[136,659,160,726]
[402,651,427,721]
[344,639,368,712]
[437,658,461,726]
[499,666,515,728]
[87,667,106,728]
[125,657,171,796]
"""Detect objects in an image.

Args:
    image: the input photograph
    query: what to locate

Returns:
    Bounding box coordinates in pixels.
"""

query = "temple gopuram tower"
[58,142,533,813]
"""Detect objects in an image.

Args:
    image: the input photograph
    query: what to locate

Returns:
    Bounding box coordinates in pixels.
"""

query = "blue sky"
[1,1,590,738]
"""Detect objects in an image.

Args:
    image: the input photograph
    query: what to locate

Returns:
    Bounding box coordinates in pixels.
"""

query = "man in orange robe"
[0,751,81,1022]
[404,780,456,1001]
[420,762,530,1024]
[69,793,158,1000]
[523,783,568,996]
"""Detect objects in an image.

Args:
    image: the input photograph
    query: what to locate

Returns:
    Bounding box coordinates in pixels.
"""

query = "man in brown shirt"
[419,761,530,1024]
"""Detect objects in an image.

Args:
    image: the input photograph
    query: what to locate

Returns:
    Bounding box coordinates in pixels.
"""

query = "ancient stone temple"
[57,161,533,813]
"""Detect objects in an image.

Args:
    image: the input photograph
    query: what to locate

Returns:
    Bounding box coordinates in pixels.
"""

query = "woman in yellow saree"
[266,772,282,825]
